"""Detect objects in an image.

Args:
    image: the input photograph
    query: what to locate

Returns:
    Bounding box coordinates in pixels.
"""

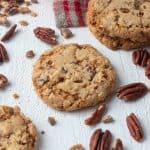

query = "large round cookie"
[0,106,38,150]
[32,44,116,111]
[87,0,150,50]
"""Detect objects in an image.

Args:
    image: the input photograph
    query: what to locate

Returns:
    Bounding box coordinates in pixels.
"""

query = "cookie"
[0,106,38,150]
[32,44,116,111]
[87,0,150,50]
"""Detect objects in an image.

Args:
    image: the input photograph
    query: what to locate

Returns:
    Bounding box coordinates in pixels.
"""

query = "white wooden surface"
[1,0,150,149]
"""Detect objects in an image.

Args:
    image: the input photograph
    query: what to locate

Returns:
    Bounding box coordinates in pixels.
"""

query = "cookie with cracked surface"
[87,0,150,50]
[32,44,116,111]
[0,106,38,150]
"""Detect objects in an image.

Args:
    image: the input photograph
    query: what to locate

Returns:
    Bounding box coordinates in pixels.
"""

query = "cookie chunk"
[0,106,38,150]
[32,44,116,111]
[87,0,150,50]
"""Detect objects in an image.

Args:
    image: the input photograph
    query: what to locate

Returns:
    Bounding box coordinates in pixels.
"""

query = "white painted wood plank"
[0,0,149,149]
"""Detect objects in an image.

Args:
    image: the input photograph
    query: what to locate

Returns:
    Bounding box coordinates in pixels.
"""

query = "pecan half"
[1,24,17,41]
[126,113,143,141]
[100,130,112,150]
[90,129,103,150]
[84,104,106,125]
[132,49,149,67]
[0,74,8,89]
[116,82,148,101]
[112,138,123,150]
[33,27,57,45]
[89,129,112,150]
[0,43,9,63]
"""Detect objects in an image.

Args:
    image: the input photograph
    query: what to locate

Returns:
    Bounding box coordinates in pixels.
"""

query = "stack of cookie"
[87,0,150,50]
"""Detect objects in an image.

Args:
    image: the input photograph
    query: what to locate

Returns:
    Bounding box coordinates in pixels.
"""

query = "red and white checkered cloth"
[53,0,89,28]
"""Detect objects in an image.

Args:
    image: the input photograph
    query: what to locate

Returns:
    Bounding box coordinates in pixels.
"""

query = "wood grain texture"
[0,0,150,149]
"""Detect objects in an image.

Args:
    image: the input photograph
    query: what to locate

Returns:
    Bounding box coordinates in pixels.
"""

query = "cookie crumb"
[60,28,73,39]
[102,115,114,123]
[19,20,29,26]
[12,93,19,99]
[19,7,31,14]
[69,144,84,150]
[31,0,39,3]
[48,116,56,126]
[26,50,35,58]
[30,11,38,17]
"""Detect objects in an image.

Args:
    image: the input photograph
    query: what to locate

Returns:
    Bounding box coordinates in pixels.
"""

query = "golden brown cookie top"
[32,44,116,111]
[0,106,38,150]
[87,0,150,49]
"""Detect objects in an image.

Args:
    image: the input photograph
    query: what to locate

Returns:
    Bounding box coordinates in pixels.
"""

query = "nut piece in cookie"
[32,44,116,111]
[0,105,38,150]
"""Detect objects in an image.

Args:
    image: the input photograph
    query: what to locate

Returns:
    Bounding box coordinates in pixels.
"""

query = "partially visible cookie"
[32,44,116,111]
[87,0,150,50]
[0,105,38,150]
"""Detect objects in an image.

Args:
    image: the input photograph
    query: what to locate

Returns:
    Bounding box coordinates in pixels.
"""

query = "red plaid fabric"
[53,0,89,28]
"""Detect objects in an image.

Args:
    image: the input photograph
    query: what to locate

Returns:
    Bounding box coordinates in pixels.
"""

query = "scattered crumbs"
[101,115,114,123]
[26,50,35,58]
[48,116,56,126]
[19,20,29,26]
[69,144,84,150]
[31,0,39,3]
[12,93,19,99]
[19,7,31,14]
[60,27,73,39]
[41,131,45,135]
[29,11,38,17]
[25,0,31,6]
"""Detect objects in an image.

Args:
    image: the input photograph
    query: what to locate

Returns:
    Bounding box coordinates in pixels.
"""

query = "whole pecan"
[89,129,112,150]
[0,43,9,63]
[132,49,149,67]
[0,74,8,89]
[1,24,17,42]
[116,82,148,101]
[112,138,123,150]
[126,113,143,141]
[33,27,57,45]
[84,104,106,125]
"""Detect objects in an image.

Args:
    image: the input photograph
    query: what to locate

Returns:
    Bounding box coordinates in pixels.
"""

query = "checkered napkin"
[53,0,89,28]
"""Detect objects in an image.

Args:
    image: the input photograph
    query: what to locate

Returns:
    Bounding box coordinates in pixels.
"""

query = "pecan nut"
[100,130,112,150]
[0,74,8,89]
[1,24,17,41]
[90,129,112,150]
[132,49,149,67]
[112,138,123,150]
[33,27,57,45]
[126,113,143,141]
[90,129,103,150]
[84,104,106,125]
[116,82,148,101]
[0,43,9,63]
